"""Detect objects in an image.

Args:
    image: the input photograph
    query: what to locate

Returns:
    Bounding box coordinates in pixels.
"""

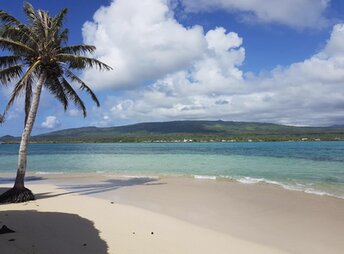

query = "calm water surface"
[1,142,344,198]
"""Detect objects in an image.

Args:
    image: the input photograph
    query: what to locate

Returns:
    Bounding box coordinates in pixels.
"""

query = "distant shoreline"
[1,120,344,143]
[1,139,344,144]
[1,171,343,201]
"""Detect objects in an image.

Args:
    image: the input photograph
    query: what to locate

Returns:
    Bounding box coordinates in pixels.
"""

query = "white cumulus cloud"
[78,0,344,128]
[82,0,206,90]
[41,116,60,129]
[67,109,83,117]
[101,23,344,127]
[179,0,330,29]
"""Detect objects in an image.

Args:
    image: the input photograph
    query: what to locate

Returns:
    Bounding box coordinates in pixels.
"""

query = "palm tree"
[0,3,111,203]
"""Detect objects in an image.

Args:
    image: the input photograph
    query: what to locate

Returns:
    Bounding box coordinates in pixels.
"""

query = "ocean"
[1,141,344,199]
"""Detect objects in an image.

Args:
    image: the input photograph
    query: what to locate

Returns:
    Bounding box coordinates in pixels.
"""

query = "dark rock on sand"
[0,225,15,234]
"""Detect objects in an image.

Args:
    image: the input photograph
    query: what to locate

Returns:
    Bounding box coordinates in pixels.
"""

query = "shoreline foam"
[2,170,344,200]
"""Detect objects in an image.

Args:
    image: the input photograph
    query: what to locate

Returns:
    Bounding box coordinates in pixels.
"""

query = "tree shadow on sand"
[0,210,108,254]
[0,176,45,184]
[34,177,165,200]
[59,177,165,195]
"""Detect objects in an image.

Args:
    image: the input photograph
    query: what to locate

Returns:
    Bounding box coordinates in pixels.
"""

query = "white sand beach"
[1,175,344,254]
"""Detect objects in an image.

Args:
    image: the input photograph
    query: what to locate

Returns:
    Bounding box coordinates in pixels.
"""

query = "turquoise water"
[1,142,344,198]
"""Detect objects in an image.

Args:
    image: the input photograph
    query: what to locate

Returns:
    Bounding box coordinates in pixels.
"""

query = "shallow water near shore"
[0,141,344,198]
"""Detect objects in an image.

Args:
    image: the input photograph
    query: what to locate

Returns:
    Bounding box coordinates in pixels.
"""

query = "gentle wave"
[35,171,65,175]
[235,176,344,199]
[236,176,280,185]
[105,174,160,179]
[194,175,217,180]
[32,172,344,199]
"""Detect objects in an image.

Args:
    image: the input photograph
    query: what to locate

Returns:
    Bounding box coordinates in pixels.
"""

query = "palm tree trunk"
[14,74,46,189]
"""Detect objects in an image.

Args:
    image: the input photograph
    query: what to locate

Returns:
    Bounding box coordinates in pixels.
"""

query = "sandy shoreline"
[1,174,344,253]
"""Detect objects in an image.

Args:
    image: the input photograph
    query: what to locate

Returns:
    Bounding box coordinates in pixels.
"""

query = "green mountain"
[1,120,344,143]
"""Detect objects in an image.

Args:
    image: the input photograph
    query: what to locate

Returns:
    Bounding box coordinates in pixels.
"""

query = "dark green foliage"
[0,2,111,203]
[1,120,344,143]
[0,2,111,121]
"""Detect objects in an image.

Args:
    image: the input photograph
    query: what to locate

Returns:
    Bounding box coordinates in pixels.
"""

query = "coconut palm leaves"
[0,2,111,203]
[0,2,111,122]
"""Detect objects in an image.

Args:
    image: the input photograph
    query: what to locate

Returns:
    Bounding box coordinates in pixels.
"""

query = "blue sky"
[1,0,344,136]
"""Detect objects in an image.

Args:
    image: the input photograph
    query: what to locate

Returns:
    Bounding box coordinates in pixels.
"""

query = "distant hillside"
[0,135,16,143]
[1,120,344,143]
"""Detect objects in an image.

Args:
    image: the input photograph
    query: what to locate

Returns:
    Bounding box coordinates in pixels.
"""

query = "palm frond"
[37,11,50,40]
[58,28,69,45]
[60,77,87,117]
[0,36,35,54]
[24,3,49,42]
[1,2,111,125]
[3,61,39,115]
[52,8,67,32]
[1,26,39,50]
[1,27,28,42]
[0,10,21,26]
[0,65,22,84]
[0,8,40,48]
[0,56,21,68]
[65,69,100,106]
[23,2,37,23]
[57,53,112,71]
[4,74,32,117]
[16,60,40,86]
[45,76,68,111]
[44,8,68,49]
[60,45,96,55]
